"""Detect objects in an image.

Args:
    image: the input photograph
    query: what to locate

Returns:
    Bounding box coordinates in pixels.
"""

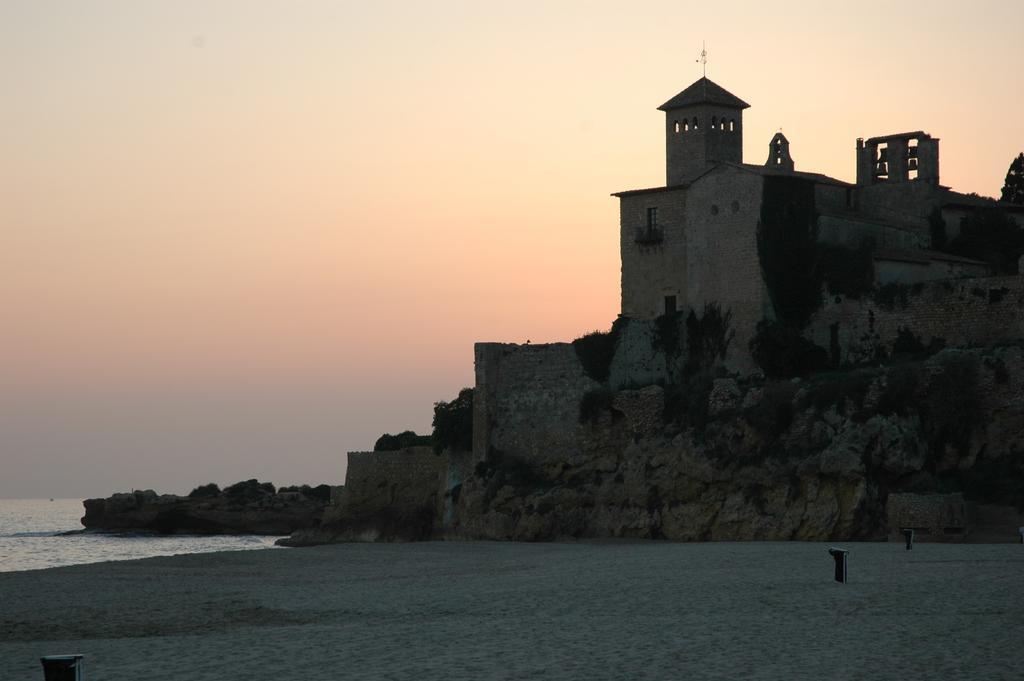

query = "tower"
[659,77,750,185]
[765,132,794,171]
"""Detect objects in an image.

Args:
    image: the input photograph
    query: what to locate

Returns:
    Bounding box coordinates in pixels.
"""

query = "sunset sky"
[3,0,1022,498]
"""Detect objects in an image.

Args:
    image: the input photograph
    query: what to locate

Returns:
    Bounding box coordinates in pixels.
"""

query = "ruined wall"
[885,494,971,542]
[474,343,601,467]
[808,275,1024,364]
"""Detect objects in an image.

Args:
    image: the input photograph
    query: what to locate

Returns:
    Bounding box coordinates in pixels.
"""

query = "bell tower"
[659,77,750,185]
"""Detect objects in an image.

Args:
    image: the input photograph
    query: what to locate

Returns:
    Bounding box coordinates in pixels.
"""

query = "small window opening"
[646,207,658,228]
[775,158,782,165]
[729,119,735,131]
[693,117,699,130]
[664,295,677,315]
[674,120,680,134]
[683,118,690,132]
[874,142,889,181]
[711,116,717,130]
[907,138,919,180]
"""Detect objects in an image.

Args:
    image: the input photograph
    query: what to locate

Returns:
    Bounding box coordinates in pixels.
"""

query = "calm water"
[0,499,283,572]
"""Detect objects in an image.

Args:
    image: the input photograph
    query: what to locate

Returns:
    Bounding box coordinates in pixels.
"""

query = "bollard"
[40,655,84,681]
[903,528,914,550]
[828,547,849,584]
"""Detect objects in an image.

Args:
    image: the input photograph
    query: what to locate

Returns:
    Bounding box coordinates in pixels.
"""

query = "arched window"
[674,120,680,133]
[683,118,689,132]
[693,117,699,130]
[712,116,717,130]
[729,119,735,131]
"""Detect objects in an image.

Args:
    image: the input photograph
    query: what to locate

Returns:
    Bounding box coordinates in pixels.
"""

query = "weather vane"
[696,41,707,78]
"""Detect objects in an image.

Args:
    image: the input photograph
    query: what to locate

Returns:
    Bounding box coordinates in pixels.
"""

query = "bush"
[798,370,873,415]
[278,484,332,502]
[744,382,798,441]
[946,207,1023,275]
[188,483,220,498]
[224,479,275,500]
[432,388,474,454]
[684,303,735,375]
[373,430,432,452]
[572,317,628,383]
[921,353,981,455]
[876,364,921,417]
[749,319,829,379]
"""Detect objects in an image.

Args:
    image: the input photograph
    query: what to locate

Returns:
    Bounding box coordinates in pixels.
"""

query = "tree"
[1002,153,1024,204]
[432,388,474,454]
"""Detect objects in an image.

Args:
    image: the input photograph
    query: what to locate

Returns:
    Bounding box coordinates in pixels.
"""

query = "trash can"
[902,528,915,550]
[40,655,84,681]
[828,547,849,584]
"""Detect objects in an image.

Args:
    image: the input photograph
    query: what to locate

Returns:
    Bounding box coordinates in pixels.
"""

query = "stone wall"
[885,493,971,542]
[473,343,601,467]
[808,275,1024,365]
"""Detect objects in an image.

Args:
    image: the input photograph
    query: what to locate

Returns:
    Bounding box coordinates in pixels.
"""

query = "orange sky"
[2,1,1022,497]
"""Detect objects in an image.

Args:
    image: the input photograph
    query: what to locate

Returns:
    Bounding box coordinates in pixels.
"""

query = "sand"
[1,541,1022,680]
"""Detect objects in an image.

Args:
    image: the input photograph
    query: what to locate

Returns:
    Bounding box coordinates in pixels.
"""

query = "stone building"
[614,76,1023,370]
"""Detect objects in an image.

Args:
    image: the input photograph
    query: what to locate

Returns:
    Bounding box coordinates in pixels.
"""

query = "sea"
[0,499,283,573]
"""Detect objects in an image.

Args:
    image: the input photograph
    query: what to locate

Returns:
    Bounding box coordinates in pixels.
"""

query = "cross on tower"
[696,42,707,78]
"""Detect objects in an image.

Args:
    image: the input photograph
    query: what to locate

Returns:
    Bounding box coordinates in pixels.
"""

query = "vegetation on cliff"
[432,387,474,454]
[373,431,432,451]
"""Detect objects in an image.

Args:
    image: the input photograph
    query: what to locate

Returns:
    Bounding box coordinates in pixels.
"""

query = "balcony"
[635,227,664,245]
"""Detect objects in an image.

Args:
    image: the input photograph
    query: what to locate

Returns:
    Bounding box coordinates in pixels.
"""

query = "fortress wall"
[474,342,600,466]
[808,275,1024,364]
[343,447,447,510]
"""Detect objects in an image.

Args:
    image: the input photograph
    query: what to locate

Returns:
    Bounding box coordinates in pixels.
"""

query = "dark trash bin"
[40,655,83,681]
[903,528,915,550]
[828,547,849,584]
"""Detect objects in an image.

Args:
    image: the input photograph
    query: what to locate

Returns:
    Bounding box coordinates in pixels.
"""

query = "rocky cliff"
[443,346,1024,541]
[82,481,330,535]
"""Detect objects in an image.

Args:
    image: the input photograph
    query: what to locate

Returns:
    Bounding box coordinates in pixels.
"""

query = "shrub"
[653,310,684,360]
[946,207,1023,275]
[572,317,628,383]
[373,430,432,452]
[876,364,921,417]
[921,353,981,455]
[749,319,829,379]
[188,483,220,498]
[798,370,873,415]
[224,479,275,500]
[744,382,798,441]
[432,388,474,454]
[684,303,735,375]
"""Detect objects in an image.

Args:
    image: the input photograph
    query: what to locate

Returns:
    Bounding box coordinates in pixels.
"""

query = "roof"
[611,163,850,197]
[734,163,852,187]
[657,77,750,112]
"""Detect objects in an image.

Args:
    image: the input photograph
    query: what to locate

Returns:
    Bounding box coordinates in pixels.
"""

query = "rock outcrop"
[82,481,330,535]
[294,346,1024,544]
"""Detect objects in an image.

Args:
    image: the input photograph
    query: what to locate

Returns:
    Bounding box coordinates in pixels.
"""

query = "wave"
[4,531,65,538]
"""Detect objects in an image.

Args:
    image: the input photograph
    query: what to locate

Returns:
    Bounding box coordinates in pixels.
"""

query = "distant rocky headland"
[82,480,334,535]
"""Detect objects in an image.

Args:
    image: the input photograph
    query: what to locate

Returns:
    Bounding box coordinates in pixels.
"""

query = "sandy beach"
[1,541,1022,680]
